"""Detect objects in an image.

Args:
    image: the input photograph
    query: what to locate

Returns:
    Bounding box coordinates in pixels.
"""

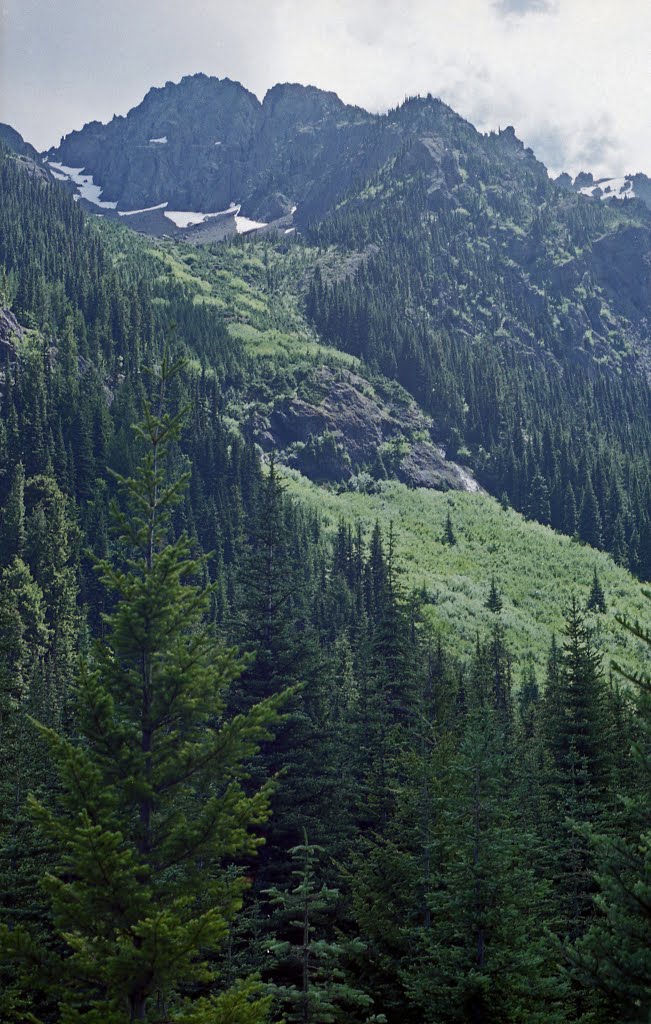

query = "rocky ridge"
[254,364,481,492]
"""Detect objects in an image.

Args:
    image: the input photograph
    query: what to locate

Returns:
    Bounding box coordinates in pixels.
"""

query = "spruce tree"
[485,576,503,614]
[562,482,578,538]
[541,598,611,954]
[399,704,567,1024]
[578,479,603,549]
[586,568,606,614]
[0,461,26,566]
[570,593,651,1020]
[444,508,456,546]
[2,358,285,1023]
[528,471,551,526]
[264,831,376,1024]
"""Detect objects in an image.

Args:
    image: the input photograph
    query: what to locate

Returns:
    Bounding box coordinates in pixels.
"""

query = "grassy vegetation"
[147,236,358,365]
[98,219,649,686]
[98,218,359,365]
[284,471,649,681]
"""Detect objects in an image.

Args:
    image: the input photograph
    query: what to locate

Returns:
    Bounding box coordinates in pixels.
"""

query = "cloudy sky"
[1,0,649,177]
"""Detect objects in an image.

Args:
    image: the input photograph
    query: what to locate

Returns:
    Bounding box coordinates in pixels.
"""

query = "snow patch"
[48,162,118,209]
[164,204,239,229]
[149,136,168,144]
[164,210,210,228]
[284,227,296,235]
[164,203,266,233]
[118,202,169,217]
[49,169,69,181]
[579,176,636,201]
[214,140,222,146]
[235,214,268,234]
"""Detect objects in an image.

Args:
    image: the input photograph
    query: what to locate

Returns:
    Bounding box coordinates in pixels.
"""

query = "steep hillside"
[2,123,651,1024]
[0,124,40,161]
[47,74,386,225]
[302,101,651,577]
[6,124,651,581]
[284,471,649,674]
[95,217,480,490]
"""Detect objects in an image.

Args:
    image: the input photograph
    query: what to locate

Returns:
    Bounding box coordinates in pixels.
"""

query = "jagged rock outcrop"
[45,74,546,229]
[0,308,23,357]
[258,365,480,491]
[0,123,40,161]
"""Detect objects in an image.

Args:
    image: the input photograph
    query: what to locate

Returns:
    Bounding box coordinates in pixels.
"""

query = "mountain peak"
[262,82,353,125]
[0,123,40,161]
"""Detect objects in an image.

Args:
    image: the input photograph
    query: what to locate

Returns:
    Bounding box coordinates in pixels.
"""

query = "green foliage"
[444,508,457,546]
[4,360,285,1022]
[265,832,375,1023]
[306,147,651,580]
[284,473,649,674]
[1,134,651,1024]
[569,591,651,1021]
[587,568,607,614]
[485,575,503,613]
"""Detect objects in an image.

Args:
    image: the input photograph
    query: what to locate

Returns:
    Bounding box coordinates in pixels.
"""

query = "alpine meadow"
[0,44,650,1024]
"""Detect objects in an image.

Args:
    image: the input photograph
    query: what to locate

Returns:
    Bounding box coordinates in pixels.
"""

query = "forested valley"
[0,117,650,1024]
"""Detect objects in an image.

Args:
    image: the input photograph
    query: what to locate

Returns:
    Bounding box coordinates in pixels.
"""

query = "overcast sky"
[1,0,649,178]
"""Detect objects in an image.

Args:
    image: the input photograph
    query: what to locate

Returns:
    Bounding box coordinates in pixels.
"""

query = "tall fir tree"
[1,358,286,1023]
[569,591,651,1021]
[264,831,377,1024]
[586,568,607,614]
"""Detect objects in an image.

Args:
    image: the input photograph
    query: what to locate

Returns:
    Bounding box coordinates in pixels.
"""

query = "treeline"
[306,163,651,579]
[0,144,649,1022]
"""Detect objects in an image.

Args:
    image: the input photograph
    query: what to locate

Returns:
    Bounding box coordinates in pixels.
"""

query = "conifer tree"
[528,471,551,526]
[560,597,608,796]
[562,482,578,538]
[578,479,603,549]
[265,831,376,1024]
[0,461,26,566]
[586,568,606,614]
[234,457,308,707]
[485,576,503,614]
[444,508,456,546]
[399,704,567,1024]
[570,592,651,1020]
[541,598,610,951]
[1,357,285,1023]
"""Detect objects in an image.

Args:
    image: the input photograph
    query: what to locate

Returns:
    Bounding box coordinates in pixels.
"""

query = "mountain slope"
[47,74,385,224]
[1,140,647,683]
[285,470,649,673]
[46,74,556,231]
[2,80,651,1024]
[14,76,651,581]
[0,123,40,161]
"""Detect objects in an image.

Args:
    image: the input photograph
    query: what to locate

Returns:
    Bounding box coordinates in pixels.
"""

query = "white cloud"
[1,0,649,178]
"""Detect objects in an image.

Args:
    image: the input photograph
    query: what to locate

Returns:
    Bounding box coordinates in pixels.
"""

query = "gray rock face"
[45,75,501,228]
[47,75,370,219]
[0,124,40,161]
[0,308,23,355]
[260,365,480,492]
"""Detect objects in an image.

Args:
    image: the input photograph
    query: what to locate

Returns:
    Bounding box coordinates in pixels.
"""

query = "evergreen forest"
[0,99,650,1024]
